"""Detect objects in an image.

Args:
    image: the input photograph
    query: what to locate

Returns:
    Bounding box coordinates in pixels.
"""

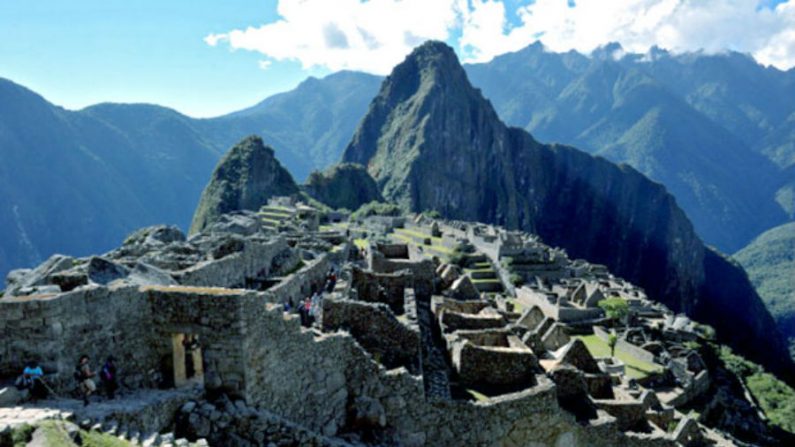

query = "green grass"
[507,298,524,313]
[261,217,281,225]
[394,227,445,244]
[354,238,369,250]
[9,421,133,447]
[473,261,492,269]
[466,388,490,402]
[719,345,795,433]
[465,267,495,273]
[575,335,663,379]
[471,278,502,284]
[390,232,454,257]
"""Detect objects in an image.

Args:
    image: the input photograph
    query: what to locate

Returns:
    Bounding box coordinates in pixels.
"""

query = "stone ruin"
[0,211,744,446]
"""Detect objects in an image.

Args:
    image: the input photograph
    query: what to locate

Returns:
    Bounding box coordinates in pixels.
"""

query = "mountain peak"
[343,39,494,169]
[190,135,298,233]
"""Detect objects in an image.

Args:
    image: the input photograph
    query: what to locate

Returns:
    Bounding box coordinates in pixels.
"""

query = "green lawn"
[471,278,501,284]
[575,335,663,379]
[354,238,369,250]
[394,228,444,244]
[391,232,454,257]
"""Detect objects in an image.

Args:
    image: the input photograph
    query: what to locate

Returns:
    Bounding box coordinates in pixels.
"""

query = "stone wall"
[240,305,680,446]
[264,255,331,306]
[146,287,263,397]
[350,268,409,314]
[0,286,158,391]
[321,298,421,372]
[177,237,295,288]
[594,326,657,364]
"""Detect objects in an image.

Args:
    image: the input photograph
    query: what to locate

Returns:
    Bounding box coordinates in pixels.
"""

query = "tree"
[599,297,629,324]
[608,331,618,358]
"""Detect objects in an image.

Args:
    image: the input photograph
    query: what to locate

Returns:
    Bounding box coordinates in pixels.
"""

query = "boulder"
[0,386,22,406]
[5,254,75,295]
[87,257,130,285]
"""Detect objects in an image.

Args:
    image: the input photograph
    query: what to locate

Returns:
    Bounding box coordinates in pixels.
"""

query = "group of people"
[73,354,118,406]
[286,267,338,328]
[14,355,117,406]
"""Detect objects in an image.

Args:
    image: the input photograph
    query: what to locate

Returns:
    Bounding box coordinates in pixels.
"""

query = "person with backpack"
[100,356,118,400]
[75,355,96,406]
[15,361,47,401]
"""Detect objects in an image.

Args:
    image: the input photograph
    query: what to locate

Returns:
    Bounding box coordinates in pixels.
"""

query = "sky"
[1,0,793,118]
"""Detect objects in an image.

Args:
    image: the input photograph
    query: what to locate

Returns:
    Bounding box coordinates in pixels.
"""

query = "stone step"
[473,279,503,292]
[468,269,497,280]
[141,432,161,447]
[128,429,141,444]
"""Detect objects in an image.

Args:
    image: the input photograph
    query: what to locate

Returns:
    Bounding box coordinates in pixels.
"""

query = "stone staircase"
[415,295,452,400]
[258,206,295,230]
[464,256,504,293]
[89,420,205,447]
[0,387,203,446]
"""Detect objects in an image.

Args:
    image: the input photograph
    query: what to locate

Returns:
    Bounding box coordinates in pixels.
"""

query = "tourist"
[183,335,200,379]
[75,355,96,406]
[326,270,337,293]
[299,296,310,326]
[15,361,47,400]
[100,356,119,400]
[303,297,314,326]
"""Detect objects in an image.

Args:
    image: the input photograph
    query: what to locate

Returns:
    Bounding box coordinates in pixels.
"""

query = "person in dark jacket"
[100,356,119,399]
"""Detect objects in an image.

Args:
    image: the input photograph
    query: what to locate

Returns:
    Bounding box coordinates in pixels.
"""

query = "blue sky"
[0,0,331,117]
[2,0,793,118]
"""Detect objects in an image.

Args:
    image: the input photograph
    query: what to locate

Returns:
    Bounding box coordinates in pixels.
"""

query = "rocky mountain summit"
[303,163,383,212]
[190,136,299,234]
[343,41,792,376]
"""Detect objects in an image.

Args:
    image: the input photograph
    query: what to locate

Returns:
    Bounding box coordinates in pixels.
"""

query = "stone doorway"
[171,333,204,388]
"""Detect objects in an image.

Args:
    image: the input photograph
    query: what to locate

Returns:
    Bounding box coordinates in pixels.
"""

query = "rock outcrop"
[303,163,383,211]
[190,136,299,234]
[343,40,792,375]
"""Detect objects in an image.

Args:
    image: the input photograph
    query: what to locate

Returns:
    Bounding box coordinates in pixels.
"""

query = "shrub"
[509,273,523,286]
[423,209,441,219]
[598,297,629,322]
[608,332,618,358]
[351,201,401,220]
[448,249,468,267]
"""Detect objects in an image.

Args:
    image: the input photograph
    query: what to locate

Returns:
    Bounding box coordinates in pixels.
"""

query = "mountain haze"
[0,78,222,280]
[343,41,792,374]
[466,43,793,253]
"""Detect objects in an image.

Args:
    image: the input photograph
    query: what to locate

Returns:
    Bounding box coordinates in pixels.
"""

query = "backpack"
[74,365,84,382]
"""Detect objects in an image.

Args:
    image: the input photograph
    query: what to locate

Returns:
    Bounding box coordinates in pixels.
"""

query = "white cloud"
[206,0,795,72]
[258,60,272,70]
[204,0,464,74]
[460,0,795,70]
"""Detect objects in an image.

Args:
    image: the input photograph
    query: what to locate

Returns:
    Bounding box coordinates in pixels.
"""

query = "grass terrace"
[575,334,663,380]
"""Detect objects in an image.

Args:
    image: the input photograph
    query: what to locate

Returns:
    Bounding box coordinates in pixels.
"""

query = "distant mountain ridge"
[466,42,794,253]
[343,41,792,375]
[1,41,793,292]
[0,72,380,282]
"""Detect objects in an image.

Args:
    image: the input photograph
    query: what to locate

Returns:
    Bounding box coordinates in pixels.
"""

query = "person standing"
[75,355,96,406]
[100,356,119,399]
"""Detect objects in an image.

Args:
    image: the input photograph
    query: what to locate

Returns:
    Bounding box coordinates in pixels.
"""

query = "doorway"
[171,333,204,388]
